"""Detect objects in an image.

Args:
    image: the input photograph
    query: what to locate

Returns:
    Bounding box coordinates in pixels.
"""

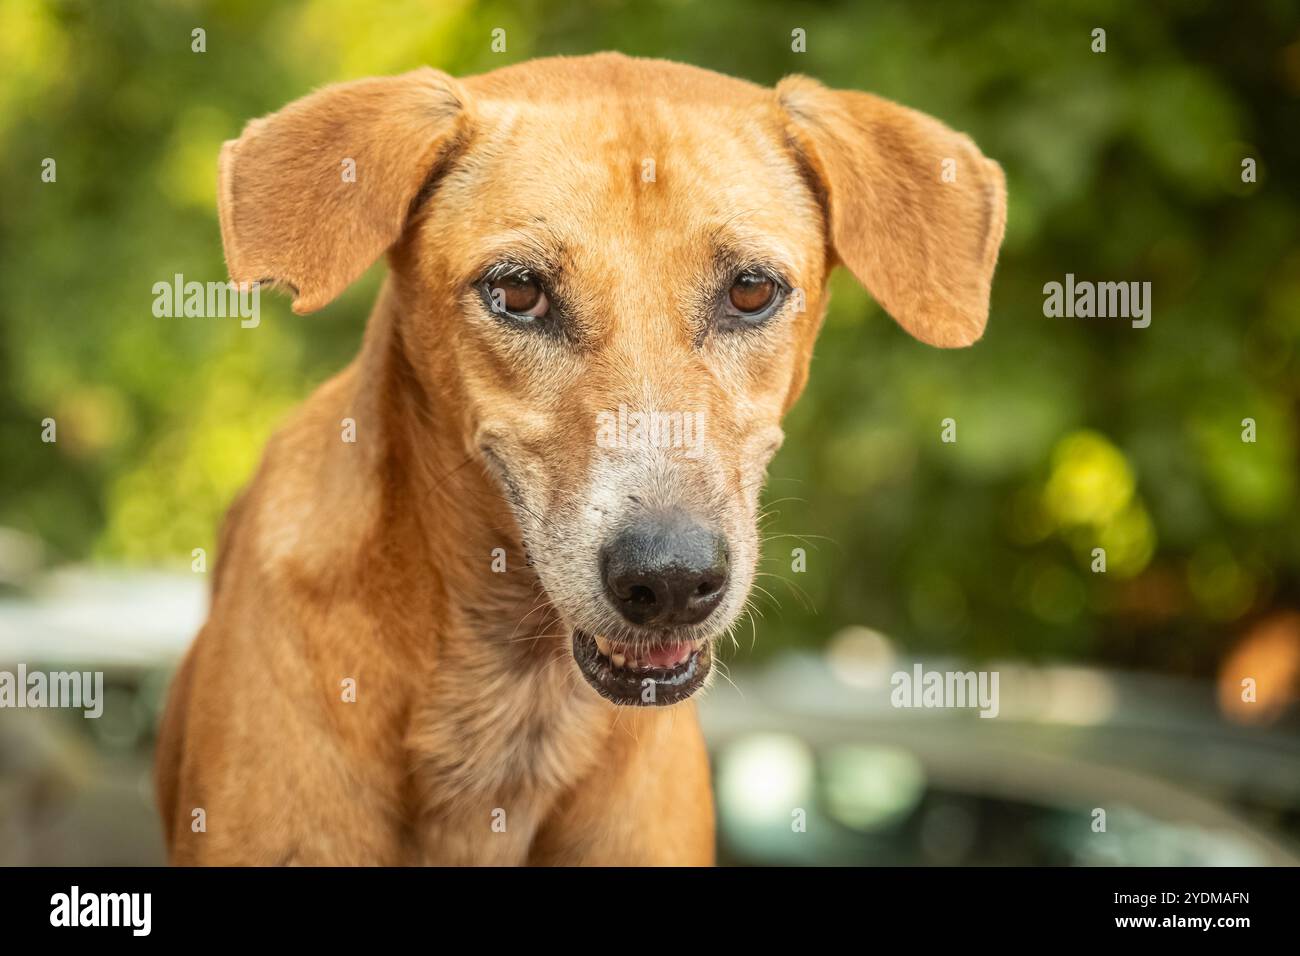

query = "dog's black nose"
[601,510,730,627]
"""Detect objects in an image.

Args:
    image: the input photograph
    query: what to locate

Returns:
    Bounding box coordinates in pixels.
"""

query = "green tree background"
[2,0,1298,677]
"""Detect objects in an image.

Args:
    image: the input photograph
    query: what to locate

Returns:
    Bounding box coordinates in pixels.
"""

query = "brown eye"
[490,272,549,318]
[728,272,778,315]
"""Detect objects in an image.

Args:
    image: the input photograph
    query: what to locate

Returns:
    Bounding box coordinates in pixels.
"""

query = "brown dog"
[155,52,1005,865]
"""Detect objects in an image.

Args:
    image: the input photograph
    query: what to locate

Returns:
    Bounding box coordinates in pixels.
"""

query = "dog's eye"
[486,271,549,320]
[728,272,777,314]
[718,269,786,331]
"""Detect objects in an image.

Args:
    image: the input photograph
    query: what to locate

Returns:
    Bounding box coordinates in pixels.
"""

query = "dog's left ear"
[777,76,1007,348]
[217,68,471,314]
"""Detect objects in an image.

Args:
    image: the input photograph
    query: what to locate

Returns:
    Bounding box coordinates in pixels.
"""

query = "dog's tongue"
[646,642,693,668]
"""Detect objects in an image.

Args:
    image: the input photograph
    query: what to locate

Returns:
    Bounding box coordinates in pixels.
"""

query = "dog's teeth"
[611,653,626,669]
[594,634,612,656]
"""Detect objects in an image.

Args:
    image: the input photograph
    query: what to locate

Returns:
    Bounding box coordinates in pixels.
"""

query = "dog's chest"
[407,637,610,864]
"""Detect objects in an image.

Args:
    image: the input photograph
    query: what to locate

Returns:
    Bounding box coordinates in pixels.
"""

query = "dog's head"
[216,54,1006,707]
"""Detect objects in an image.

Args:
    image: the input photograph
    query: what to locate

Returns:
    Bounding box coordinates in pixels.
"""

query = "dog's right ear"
[217,68,471,314]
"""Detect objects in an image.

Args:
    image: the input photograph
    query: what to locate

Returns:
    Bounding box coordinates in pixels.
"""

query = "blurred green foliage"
[2,0,1298,674]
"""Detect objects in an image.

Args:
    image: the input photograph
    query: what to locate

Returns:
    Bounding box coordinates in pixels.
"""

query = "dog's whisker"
[711,658,744,699]
[747,581,780,612]
[753,570,816,613]
[758,530,836,545]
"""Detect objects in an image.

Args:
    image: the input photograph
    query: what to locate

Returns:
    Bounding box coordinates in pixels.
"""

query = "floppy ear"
[777,76,1006,348]
[217,67,470,314]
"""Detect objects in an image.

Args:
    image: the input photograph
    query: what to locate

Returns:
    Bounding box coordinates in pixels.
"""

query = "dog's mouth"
[572,629,712,706]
